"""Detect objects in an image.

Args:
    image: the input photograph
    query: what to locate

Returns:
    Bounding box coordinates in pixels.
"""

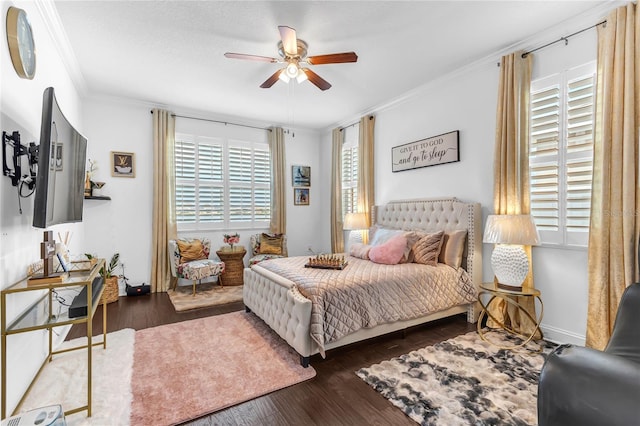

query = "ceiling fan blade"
[260,69,284,88]
[301,68,331,91]
[307,52,358,65]
[224,52,278,63]
[278,26,298,56]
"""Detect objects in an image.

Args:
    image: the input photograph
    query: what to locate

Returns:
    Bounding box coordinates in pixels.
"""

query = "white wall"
[0,1,85,415]
[82,99,153,290]
[320,23,598,346]
[82,100,324,288]
[283,128,326,255]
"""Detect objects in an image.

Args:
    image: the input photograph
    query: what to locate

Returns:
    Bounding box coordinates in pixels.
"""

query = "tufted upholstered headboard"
[371,197,482,289]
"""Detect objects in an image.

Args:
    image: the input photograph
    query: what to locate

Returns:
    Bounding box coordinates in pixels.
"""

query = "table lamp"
[483,214,540,291]
[343,212,369,243]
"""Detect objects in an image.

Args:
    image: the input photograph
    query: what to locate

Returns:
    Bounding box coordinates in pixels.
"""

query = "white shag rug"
[19,328,135,426]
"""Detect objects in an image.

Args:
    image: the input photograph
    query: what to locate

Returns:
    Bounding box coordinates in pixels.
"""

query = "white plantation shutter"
[530,84,560,235]
[253,148,270,221]
[342,126,359,217]
[529,62,595,247]
[565,75,594,242]
[228,144,252,223]
[175,133,270,230]
[342,146,358,215]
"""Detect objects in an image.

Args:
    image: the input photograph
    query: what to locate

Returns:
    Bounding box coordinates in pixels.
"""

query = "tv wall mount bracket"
[2,130,38,189]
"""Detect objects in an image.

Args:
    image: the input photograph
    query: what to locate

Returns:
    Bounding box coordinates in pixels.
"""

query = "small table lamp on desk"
[483,214,540,291]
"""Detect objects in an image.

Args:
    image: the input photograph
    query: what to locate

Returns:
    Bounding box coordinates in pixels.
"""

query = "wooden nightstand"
[477,281,544,350]
[216,246,246,286]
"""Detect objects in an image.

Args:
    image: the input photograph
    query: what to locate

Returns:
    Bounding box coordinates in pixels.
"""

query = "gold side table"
[477,281,544,350]
[216,246,246,286]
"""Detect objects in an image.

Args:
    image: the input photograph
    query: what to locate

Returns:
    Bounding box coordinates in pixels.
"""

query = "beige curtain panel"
[331,127,345,253]
[150,109,177,293]
[357,116,375,244]
[269,127,287,234]
[587,3,640,350]
[489,51,541,339]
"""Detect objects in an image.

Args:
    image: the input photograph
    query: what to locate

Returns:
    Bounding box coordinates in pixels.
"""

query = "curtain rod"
[150,110,271,132]
[339,115,374,132]
[521,20,607,58]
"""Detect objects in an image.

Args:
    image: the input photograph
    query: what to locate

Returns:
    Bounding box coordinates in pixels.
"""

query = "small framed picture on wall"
[294,188,310,206]
[111,151,135,178]
[292,165,311,187]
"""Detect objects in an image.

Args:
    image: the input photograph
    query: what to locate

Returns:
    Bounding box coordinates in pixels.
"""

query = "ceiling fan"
[224,26,358,91]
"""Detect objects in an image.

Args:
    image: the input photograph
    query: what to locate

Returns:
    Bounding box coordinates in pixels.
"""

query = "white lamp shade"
[278,71,291,83]
[343,212,368,230]
[483,214,540,246]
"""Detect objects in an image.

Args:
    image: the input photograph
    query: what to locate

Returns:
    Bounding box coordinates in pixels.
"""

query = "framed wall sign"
[391,130,460,172]
[292,165,311,186]
[111,151,135,178]
[294,188,309,205]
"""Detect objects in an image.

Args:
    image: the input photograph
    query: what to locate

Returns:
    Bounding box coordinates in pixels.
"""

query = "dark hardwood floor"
[68,294,475,425]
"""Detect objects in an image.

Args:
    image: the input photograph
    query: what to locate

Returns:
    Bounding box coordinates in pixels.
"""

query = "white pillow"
[370,227,404,246]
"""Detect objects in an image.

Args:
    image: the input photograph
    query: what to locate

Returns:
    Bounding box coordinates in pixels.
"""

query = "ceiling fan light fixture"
[296,69,308,83]
[278,71,291,83]
[286,62,299,78]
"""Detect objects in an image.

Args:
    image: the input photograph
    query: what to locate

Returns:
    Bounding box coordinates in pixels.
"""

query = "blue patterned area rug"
[356,330,556,426]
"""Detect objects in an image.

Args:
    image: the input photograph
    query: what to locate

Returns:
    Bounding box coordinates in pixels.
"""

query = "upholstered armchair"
[248,233,288,266]
[537,283,640,426]
[168,238,225,295]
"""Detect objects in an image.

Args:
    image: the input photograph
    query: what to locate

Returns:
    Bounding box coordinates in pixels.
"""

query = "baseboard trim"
[540,324,585,346]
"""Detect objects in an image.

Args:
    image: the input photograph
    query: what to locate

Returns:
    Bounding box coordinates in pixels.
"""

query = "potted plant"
[85,253,120,304]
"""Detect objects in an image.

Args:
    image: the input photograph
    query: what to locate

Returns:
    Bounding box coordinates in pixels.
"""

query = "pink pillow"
[368,235,407,265]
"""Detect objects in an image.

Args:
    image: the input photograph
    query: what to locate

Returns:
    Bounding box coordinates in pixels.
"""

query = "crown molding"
[324,0,625,133]
[83,92,298,133]
[34,0,87,96]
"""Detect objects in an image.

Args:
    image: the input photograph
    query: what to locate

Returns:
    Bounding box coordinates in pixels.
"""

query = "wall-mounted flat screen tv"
[33,87,87,228]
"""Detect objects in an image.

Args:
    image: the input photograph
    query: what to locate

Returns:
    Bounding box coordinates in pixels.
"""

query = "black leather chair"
[537,283,640,426]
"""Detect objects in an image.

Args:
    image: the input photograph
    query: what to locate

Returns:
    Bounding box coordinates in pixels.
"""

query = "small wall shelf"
[84,195,111,200]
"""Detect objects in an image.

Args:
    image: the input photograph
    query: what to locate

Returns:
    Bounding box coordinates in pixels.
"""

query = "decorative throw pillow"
[438,230,467,268]
[259,233,283,255]
[413,231,445,266]
[368,234,407,265]
[400,231,425,263]
[177,239,207,264]
[349,242,371,260]
[368,225,379,243]
[370,227,404,246]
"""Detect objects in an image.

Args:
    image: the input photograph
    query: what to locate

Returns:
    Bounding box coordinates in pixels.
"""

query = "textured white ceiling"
[53,1,609,129]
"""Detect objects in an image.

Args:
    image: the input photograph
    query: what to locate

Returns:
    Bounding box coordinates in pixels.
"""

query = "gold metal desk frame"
[1,259,108,419]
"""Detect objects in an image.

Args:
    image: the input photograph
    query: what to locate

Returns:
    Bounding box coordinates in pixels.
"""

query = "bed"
[243,198,482,367]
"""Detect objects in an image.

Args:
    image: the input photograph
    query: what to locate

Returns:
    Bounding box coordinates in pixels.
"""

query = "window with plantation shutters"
[529,61,595,247]
[342,126,359,217]
[175,133,270,230]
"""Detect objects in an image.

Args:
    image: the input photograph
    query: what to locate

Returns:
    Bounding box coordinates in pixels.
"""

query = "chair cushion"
[176,239,207,264]
[249,254,284,267]
[177,259,225,280]
[259,233,284,255]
